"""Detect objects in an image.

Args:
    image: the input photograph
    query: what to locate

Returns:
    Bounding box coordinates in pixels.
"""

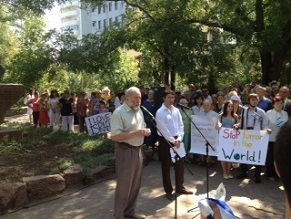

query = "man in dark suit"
[279,86,291,117]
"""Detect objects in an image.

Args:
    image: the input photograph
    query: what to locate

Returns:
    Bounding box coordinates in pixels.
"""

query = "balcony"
[61,0,80,10]
[60,10,79,19]
[61,19,79,28]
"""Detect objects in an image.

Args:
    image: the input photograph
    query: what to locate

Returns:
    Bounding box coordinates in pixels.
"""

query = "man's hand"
[174,140,181,148]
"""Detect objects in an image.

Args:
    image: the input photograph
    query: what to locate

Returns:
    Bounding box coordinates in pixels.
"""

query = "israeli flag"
[198,183,240,219]
[199,198,240,219]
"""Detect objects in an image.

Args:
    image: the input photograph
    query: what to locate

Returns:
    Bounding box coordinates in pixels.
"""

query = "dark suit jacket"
[284,98,291,117]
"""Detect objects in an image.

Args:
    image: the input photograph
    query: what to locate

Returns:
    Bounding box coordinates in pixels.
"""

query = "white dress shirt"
[240,107,269,130]
[156,103,184,144]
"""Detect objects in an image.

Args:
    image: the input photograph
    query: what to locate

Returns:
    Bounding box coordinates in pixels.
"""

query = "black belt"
[118,142,141,149]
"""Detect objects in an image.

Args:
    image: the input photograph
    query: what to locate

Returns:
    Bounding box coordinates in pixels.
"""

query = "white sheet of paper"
[170,142,186,163]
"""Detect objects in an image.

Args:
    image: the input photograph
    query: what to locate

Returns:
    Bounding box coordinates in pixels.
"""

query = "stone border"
[0,165,114,215]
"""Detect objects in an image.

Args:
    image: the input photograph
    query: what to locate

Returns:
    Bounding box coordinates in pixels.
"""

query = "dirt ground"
[0,114,77,183]
[0,139,77,183]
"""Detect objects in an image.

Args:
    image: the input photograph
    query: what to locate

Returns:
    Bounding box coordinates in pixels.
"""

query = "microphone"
[177,103,191,110]
[140,105,155,120]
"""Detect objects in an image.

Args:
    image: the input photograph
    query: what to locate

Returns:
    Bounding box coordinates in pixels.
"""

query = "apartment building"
[60,0,126,39]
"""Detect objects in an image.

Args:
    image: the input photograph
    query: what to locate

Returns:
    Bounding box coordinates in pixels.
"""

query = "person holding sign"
[265,95,288,181]
[217,100,240,179]
[197,99,218,167]
[156,90,193,201]
[110,86,150,219]
[236,93,271,183]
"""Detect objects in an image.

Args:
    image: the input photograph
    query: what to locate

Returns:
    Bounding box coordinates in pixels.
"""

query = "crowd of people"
[108,82,291,219]
[23,81,291,219]
[24,87,126,133]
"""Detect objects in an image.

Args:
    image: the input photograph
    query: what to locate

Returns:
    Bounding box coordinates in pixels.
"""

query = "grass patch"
[0,123,115,179]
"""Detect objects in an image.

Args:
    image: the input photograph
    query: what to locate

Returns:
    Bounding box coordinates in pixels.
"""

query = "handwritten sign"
[218,128,269,165]
[85,112,111,136]
[190,115,218,156]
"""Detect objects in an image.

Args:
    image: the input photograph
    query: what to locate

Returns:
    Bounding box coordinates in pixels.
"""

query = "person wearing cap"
[230,95,243,120]
[236,93,271,183]
[269,80,280,88]
[255,86,273,112]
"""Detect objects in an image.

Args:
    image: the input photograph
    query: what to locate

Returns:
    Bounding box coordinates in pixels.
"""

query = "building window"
[98,6,101,14]
[98,20,101,30]
[103,19,107,28]
[103,4,106,13]
[109,2,112,11]
[109,18,112,25]
[92,21,96,27]
[115,1,118,10]
[115,16,118,23]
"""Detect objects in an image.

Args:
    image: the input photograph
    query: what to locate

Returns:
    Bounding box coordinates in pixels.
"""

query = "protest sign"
[218,128,269,165]
[85,112,111,136]
[190,115,218,156]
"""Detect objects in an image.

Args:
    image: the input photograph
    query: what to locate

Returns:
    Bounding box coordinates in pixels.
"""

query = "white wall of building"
[60,0,126,39]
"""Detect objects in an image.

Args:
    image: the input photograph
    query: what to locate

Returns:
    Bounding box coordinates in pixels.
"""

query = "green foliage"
[2,0,291,90]
[5,12,56,87]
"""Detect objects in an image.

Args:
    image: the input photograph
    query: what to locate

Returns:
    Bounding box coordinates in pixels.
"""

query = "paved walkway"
[1,159,285,219]
[2,114,286,219]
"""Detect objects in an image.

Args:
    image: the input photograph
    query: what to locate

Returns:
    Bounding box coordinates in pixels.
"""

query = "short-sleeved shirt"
[59,97,73,116]
[110,102,145,146]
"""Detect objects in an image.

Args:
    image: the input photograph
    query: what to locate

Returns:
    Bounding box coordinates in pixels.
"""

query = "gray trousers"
[114,143,143,219]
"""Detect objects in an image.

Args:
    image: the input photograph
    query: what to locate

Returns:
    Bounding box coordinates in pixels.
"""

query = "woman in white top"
[192,94,204,115]
[25,89,34,123]
[196,99,218,167]
[48,89,61,128]
[266,95,288,181]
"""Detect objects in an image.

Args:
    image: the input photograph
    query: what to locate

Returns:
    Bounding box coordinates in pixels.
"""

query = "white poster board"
[218,128,269,165]
[190,115,218,156]
[85,112,111,136]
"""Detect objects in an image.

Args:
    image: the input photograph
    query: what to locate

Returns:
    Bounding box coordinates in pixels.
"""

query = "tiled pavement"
[1,160,285,219]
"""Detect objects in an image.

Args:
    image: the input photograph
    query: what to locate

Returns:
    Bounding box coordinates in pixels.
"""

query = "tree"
[185,0,291,84]
[121,0,238,90]
[6,13,57,87]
